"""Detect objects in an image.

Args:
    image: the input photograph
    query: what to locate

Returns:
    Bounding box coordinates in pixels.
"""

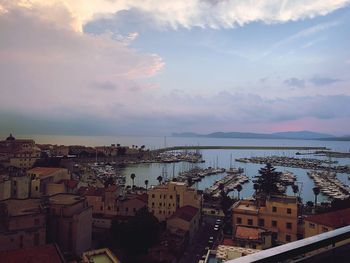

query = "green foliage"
[110,207,160,254]
[253,163,284,196]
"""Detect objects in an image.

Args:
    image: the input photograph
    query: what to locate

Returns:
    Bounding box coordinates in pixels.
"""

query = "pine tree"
[253,163,284,196]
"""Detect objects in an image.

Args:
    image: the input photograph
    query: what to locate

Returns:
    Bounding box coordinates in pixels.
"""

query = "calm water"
[20,134,350,202]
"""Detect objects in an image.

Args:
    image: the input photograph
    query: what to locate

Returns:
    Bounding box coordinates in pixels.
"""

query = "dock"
[154,145,328,153]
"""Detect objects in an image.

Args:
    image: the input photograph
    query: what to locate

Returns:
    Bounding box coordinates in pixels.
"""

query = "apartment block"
[47,193,93,256]
[232,195,299,245]
[148,181,202,221]
[0,199,46,251]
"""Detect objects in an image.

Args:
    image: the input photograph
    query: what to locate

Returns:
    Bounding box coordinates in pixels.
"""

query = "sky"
[1,0,350,136]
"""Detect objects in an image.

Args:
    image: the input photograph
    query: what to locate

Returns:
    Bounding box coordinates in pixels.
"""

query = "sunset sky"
[1,0,350,136]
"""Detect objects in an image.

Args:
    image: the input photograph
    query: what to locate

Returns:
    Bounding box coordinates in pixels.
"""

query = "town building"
[11,174,31,199]
[167,205,200,242]
[0,244,65,263]
[0,198,46,251]
[0,134,41,169]
[0,174,11,200]
[47,193,93,256]
[304,208,350,237]
[232,195,300,245]
[82,248,121,263]
[148,181,202,221]
[27,167,70,197]
[202,244,260,263]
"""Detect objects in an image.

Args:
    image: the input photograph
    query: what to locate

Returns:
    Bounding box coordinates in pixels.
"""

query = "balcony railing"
[226,225,350,263]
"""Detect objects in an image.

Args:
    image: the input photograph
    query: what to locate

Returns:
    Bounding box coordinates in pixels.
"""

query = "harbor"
[308,171,350,200]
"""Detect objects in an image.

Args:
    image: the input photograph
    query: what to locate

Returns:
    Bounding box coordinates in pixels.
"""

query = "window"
[286,222,292,229]
[125,207,129,212]
[152,202,155,207]
[258,218,265,227]
[322,227,329,232]
[133,208,136,212]
[34,218,40,225]
[287,208,292,214]
[237,217,242,224]
[152,194,155,198]
[286,235,291,242]
[272,220,277,227]
[272,206,277,212]
[309,223,315,229]
[247,219,253,226]
[170,195,173,199]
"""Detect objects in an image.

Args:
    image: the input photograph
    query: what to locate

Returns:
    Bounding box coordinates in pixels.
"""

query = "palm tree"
[187,177,193,187]
[157,176,163,185]
[292,184,299,196]
[144,180,149,190]
[236,184,243,199]
[313,187,320,207]
[130,173,136,188]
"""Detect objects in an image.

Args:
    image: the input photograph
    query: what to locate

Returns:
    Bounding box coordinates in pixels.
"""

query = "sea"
[22,134,350,202]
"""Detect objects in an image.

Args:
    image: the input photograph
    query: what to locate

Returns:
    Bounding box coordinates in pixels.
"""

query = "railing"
[226,225,350,263]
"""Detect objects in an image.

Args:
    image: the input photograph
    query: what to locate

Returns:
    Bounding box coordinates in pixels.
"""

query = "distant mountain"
[271,131,335,140]
[172,131,339,140]
[318,136,350,141]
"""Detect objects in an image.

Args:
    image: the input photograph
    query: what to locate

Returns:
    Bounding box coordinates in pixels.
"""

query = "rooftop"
[49,193,85,206]
[169,205,199,222]
[235,225,269,240]
[305,208,350,228]
[82,248,121,263]
[28,167,66,179]
[78,186,105,197]
[216,245,260,261]
[0,198,42,217]
[0,244,64,263]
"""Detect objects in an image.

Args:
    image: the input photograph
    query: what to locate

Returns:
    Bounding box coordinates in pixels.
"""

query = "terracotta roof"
[0,244,64,263]
[305,208,350,228]
[235,226,268,240]
[28,167,66,178]
[169,205,199,222]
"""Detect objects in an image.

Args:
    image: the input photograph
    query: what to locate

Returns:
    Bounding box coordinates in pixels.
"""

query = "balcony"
[224,225,350,263]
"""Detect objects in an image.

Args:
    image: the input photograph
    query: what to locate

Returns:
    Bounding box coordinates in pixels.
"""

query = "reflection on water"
[20,134,350,202]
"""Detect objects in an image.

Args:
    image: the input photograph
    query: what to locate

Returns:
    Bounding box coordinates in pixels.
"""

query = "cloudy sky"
[1,0,350,136]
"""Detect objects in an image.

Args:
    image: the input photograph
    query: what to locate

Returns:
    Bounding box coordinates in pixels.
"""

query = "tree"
[157,176,163,185]
[144,179,149,190]
[313,187,320,207]
[235,184,243,199]
[131,173,136,188]
[104,177,114,188]
[187,177,193,187]
[292,184,299,196]
[253,183,260,195]
[253,163,284,196]
[110,207,160,255]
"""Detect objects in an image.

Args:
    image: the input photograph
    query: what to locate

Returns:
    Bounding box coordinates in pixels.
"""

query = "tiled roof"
[305,208,350,228]
[28,167,65,178]
[235,225,267,240]
[169,205,199,222]
[0,244,64,263]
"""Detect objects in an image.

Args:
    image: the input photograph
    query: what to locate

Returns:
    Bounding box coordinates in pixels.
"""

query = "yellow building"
[148,181,202,221]
[232,195,299,245]
[167,205,200,242]
[27,167,70,197]
[0,134,41,169]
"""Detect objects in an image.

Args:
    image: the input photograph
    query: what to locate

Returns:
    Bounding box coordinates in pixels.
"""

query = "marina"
[307,171,350,200]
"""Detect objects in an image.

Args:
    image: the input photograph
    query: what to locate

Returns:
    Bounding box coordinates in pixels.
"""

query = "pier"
[154,145,328,153]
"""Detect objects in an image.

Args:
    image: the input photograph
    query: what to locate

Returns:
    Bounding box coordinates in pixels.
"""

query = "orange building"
[232,195,300,245]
